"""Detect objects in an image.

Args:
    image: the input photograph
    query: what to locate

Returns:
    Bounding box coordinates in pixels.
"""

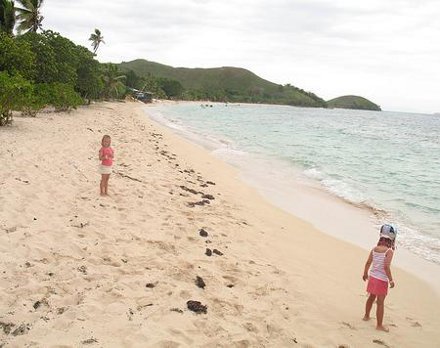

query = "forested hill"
[118,59,327,107]
[327,95,381,111]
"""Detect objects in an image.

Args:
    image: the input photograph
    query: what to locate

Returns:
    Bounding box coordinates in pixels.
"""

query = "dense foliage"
[0,71,32,125]
[0,24,185,126]
[0,30,101,124]
[0,27,147,125]
[0,0,15,35]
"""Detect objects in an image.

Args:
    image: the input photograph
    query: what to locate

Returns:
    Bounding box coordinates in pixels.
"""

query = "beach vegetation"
[101,63,127,99]
[38,82,83,111]
[15,0,44,34]
[0,4,148,126]
[0,0,16,35]
[40,30,79,85]
[157,77,184,99]
[0,71,32,125]
[16,31,103,100]
[0,31,35,79]
[20,83,47,117]
[15,31,57,83]
[0,29,91,125]
[75,45,103,101]
[124,69,141,90]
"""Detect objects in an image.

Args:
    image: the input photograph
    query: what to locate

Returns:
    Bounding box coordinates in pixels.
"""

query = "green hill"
[118,59,326,107]
[327,95,381,111]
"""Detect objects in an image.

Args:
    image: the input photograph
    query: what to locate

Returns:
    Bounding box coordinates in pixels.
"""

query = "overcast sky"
[44,0,440,113]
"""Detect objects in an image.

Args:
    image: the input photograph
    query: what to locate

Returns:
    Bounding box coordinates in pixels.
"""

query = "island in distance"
[327,95,381,111]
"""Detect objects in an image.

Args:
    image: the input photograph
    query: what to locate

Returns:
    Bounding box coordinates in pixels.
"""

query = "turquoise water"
[147,103,440,264]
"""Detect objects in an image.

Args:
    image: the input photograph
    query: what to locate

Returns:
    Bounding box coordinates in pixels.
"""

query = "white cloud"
[42,0,440,113]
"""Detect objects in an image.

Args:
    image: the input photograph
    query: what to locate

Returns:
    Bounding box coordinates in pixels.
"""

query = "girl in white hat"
[362,224,396,332]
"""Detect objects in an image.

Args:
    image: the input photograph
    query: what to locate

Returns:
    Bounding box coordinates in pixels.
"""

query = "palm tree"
[89,28,104,54]
[101,64,126,99]
[15,0,44,33]
[0,0,15,35]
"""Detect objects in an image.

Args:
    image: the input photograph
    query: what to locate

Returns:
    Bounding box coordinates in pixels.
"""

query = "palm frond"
[15,0,43,33]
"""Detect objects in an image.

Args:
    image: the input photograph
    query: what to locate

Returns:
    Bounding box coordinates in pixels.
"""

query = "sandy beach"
[1,101,439,347]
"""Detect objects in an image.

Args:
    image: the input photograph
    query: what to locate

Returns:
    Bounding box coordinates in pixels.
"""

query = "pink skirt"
[367,276,388,296]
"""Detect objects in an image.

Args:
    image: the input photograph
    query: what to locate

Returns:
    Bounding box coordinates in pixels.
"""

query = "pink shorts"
[367,276,388,296]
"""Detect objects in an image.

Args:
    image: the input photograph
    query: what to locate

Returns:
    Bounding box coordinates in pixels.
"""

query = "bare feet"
[363,316,371,321]
[376,325,389,332]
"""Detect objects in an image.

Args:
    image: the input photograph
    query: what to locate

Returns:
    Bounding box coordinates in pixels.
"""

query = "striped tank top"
[369,249,390,282]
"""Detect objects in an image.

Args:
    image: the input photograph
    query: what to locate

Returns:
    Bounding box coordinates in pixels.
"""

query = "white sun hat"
[380,224,397,241]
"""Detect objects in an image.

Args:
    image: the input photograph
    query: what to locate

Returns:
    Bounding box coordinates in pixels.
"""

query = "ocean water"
[146,103,440,264]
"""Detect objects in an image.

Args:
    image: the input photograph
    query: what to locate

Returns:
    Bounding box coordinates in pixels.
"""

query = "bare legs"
[363,294,375,321]
[100,174,110,195]
[375,295,388,331]
[363,294,389,332]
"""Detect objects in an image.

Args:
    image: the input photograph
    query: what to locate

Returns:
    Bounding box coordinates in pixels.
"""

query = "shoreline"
[145,101,440,294]
[1,101,439,346]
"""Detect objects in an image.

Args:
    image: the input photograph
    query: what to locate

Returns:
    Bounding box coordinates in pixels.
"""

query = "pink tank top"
[100,147,114,166]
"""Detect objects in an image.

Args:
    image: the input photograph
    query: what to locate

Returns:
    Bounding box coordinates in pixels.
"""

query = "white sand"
[0,101,439,347]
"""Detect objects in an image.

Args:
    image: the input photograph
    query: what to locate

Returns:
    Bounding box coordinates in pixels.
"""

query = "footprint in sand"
[372,339,391,347]
[406,317,422,328]
[211,298,244,316]
[341,321,357,330]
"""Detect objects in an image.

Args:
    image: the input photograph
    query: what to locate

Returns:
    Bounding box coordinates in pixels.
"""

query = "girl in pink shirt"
[98,135,114,196]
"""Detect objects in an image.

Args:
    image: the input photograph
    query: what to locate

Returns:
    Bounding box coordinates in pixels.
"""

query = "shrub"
[42,83,83,111]
[20,84,47,117]
[0,71,32,126]
[18,83,84,117]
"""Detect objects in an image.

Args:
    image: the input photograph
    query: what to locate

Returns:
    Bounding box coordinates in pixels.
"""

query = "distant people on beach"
[200,103,214,108]
[362,224,397,332]
[98,135,114,196]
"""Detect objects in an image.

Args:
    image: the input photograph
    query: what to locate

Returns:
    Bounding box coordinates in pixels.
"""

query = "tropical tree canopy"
[89,28,104,54]
[0,0,15,34]
[0,31,36,79]
[101,63,126,98]
[15,0,44,34]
